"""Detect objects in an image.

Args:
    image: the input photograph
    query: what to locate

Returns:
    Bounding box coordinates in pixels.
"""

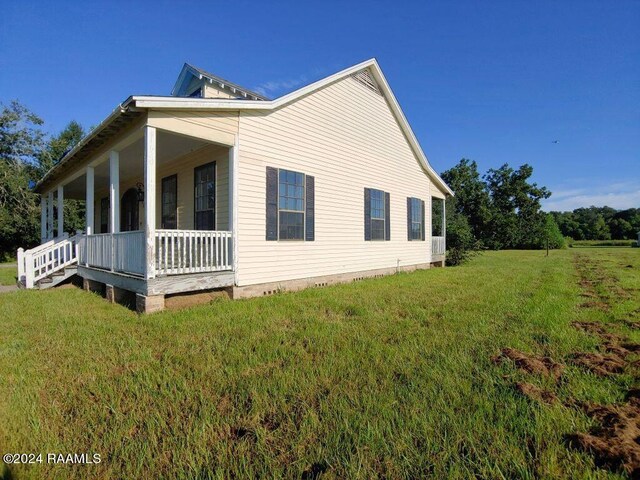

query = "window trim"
[193,162,216,231]
[369,188,386,241]
[409,197,424,241]
[161,174,178,229]
[277,168,306,241]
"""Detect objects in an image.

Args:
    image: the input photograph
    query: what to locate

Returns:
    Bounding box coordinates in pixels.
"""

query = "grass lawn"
[0,263,17,286]
[1,249,638,479]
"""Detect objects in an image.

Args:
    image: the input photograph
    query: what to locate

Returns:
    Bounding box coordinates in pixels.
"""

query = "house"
[17,59,453,313]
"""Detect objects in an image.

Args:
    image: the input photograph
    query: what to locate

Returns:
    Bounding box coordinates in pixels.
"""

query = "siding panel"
[236,74,448,286]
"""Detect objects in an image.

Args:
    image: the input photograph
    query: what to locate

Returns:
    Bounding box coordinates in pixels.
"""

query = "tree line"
[440,159,563,264]
[551,207,640,241]
[0,101,85,259]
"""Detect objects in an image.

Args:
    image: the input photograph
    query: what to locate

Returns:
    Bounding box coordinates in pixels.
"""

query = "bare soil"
[567,396,640,477]
[514,382,558,404]
[492,348,564,381]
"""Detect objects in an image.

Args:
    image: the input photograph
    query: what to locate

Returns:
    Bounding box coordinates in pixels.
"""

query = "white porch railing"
[17,233,80,288]
[155,229,232,276]
[432,236,446,256]
[78,231,146,276]
[77,229,233,277]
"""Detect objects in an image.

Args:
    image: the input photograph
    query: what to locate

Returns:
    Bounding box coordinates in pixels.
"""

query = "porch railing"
[155,229,232,276]
[17,233,80,288]
[78,231,145,276]
[77,229,232,277]
[432,236,446,256]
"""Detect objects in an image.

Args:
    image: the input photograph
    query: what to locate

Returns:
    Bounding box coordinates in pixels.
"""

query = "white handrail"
[18,233,79,288]
[432,236,446,256]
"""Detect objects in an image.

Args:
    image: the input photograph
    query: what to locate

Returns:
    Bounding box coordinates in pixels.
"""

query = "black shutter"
[384,191,390,241]
[364,188,371,241]
[266,167,278,241]
[305,175,315,241]
[407,197,412,240]
[421,199,426,241]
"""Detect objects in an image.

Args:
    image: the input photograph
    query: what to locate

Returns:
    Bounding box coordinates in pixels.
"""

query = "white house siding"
[93,144,229,232]
[235,73,447,287]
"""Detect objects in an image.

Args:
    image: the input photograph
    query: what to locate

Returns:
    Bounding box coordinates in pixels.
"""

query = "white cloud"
[253,75,308,97]
[543,182,640,211]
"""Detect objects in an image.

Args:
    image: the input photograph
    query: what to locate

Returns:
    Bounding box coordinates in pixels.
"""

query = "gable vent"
[351,69,382,96]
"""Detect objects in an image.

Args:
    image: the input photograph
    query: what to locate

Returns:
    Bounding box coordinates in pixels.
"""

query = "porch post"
[47,191,54,239]
[144,126,156,280]
[109,151,120,234]
[86,166,94,235]
[443,198,446,251]
[40,195,47,242]
[57,185,64,237]
[229,138,238,277]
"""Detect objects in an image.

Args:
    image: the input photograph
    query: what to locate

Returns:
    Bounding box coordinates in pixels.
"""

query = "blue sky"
[1,0,638,211]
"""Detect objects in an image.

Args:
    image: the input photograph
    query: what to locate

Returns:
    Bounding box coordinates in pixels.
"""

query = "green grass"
[0,249,638,479]
[570,239,637,248]
[0,263,16,286]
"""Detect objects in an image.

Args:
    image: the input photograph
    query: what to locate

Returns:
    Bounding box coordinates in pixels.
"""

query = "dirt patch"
[514,382,558,404]
[571,321,609,336]
[567,396,640,477]
[570,352,626,376]
[164,289,229,310]
[492,348,564,381]
[579,301,610,311]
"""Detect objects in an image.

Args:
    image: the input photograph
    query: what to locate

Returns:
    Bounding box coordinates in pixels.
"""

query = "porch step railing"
[17,233,80,288]
[155,229,232,276]
[432,236,446,256]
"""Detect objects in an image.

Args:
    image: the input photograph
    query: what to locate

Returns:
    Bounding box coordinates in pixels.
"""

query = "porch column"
[57,185,64,237]
[229,139,238,275]
[47,191,54,239]
[109,151,120,233]
[40,196,47,242]
[144,126,156,280]
[86,166,95,234]
[442,198,446,250]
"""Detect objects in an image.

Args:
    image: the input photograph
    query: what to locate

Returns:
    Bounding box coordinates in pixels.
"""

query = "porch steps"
[34,266,78,290]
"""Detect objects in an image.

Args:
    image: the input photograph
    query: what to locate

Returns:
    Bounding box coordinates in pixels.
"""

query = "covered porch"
[23,111,238,305]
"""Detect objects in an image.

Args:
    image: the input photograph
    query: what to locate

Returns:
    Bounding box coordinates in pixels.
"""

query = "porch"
[20,114,238,304]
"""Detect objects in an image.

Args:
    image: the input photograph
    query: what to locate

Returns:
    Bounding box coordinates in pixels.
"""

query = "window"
[370,188,385,241]
[100,197,109,233]
[161,175,177,229]
[194,162,215,230]
[278,169,305,240]
[409,197,424,241]
[432,197,445,236]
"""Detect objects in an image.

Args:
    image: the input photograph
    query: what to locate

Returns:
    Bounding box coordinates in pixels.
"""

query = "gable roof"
[37,59,453,197]
[144,59,453,196]
[171,63,269,101]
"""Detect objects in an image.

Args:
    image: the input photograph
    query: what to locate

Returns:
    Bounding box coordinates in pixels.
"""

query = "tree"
[483,164,551,249]
[444,197,480,265]
[0,101,45,258]
[0,102,86,259]
[440,159,492,242]
[40,121,86,233]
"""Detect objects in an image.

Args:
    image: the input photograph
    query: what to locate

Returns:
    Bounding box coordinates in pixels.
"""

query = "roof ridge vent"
[351,69,382,96]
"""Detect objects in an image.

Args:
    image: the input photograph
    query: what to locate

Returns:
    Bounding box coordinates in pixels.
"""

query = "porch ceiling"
[62,130,210,199]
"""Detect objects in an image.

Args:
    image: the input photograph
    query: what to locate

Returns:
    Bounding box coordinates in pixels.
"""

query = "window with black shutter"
[407,197,424,241]
[366,188,389,241]
[266,167,315,241]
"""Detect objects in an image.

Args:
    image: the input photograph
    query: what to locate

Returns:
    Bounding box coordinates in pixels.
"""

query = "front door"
[121,188,140,232]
